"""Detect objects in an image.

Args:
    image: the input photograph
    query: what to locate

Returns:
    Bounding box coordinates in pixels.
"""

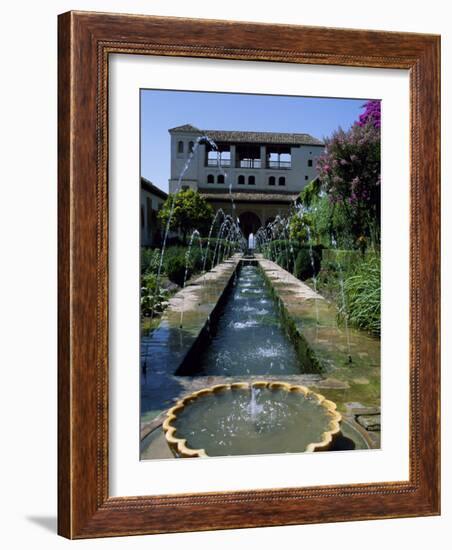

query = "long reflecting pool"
[181,264,303,376]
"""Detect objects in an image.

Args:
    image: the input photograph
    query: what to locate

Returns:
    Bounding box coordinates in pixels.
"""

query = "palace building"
[168,124,324,236]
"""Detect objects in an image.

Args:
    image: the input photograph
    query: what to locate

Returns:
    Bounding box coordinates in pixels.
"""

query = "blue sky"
[140,90,368,193]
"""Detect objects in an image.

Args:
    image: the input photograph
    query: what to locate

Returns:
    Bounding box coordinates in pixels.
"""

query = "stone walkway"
[258,256,381,447]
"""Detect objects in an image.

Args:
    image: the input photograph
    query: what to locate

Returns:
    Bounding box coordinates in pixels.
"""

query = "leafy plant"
[288,213,309,243]
[343,255,381,335]
[140,273,169,316]
[141,247,161,275]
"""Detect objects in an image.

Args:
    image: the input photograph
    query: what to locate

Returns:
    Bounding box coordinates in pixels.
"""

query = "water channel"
[179,264,304,376]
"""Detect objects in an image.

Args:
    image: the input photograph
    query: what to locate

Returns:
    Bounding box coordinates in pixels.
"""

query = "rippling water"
[193,265,302,375]
[173,387,331,455]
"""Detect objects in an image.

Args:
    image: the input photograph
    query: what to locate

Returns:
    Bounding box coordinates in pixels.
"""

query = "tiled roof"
[199,190,299,203]
[168,124,200,133]
[168,124,324,146]
[140,177,168,200]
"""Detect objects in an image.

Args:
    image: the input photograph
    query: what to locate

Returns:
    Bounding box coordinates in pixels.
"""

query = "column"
[260,145,266,168]
[230,144,236,168]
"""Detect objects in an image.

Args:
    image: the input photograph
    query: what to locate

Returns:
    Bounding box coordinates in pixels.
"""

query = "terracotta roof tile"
[169,124,324,146]
[199,190,299,203]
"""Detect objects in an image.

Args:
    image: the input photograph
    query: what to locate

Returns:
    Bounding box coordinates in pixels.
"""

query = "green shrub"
[343,255,380,335]
[164,253,190,286]
[294,248,321,280]
[315,260,339,299]
[266,239,300,257]
[140,273,169,316]
[276,251,294,272]
[203,238,235,266]
[294,249,312,280]
[200,237,228,250]
[141,247,161,275]
[321,249,368,274]
[162,245,186,262]
[161,243,216,285]
[201,247,214,270]
[189,246,204,272]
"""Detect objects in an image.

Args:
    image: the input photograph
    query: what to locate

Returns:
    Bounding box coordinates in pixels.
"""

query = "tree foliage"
[288,212,309,242]
[158,189,214,243]
[293,182,353,248]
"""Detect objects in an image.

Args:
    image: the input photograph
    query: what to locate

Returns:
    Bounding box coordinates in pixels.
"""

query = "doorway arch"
[239,211,261,237]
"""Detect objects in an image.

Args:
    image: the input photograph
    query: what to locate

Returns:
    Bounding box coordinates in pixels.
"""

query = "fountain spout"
[248,385,263,420]
[247,232,256,257]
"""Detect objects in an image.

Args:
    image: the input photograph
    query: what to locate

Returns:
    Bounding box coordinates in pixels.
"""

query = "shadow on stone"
[329,434,356,451]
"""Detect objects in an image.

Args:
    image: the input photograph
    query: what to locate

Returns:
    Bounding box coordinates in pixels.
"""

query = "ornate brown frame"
[58,11,440,538]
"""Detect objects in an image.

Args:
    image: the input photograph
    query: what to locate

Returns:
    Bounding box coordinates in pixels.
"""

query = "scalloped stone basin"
[163,382,342,458]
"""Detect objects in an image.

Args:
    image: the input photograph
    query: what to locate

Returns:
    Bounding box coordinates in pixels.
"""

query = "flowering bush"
[357,99,381,129]
[316,100,381,248]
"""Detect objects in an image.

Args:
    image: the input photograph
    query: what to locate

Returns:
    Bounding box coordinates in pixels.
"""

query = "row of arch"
[268,176,286,186]
[239,211,279,236]
[206,174,286,186]
[207,174,225,184]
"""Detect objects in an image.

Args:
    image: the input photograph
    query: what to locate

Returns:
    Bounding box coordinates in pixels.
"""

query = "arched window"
[177,140,184,154]
[248,175,256,185]
[217,174,225,184]
[189,141,194,153]
[238,175,245,185]
[278,176,286,186]
[268,176,275,186]
[207,174,215,184]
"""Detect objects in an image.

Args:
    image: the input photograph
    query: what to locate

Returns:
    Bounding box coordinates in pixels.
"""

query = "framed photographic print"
[58,11,440,538]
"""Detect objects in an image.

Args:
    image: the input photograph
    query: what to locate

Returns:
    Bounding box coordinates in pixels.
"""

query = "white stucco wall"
[169,130,323,193]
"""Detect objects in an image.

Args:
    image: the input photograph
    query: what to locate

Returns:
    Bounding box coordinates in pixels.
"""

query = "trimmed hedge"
[294,248,321,281]
[266,240,322,281]
[165,254,190,286]
[141,241,237,289]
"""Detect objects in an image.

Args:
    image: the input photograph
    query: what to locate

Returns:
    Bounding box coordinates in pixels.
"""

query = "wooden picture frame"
[58,11,440,538]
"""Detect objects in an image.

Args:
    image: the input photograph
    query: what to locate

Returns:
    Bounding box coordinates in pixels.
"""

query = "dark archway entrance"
[239,211,261,237]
